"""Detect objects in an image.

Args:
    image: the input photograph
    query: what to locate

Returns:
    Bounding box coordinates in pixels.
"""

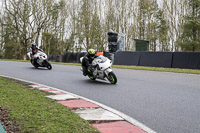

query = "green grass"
[50,62,200,75]
[113,65,200,74]
[1,58,200,74]
[0,77,99,133]
[0,59,28,62]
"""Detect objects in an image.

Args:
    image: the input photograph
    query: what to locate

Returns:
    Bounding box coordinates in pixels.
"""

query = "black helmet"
[88,49,95,59]
[31,42,36,50]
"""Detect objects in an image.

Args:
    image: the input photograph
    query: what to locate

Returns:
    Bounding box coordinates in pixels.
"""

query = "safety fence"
[48,52,86,63]
[48,52,200,69]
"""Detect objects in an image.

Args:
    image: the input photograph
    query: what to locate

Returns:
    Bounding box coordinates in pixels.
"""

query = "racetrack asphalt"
[0,60,200,133]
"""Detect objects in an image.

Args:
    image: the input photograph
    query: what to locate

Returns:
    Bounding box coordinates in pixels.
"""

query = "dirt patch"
[4,77,32,86]
[0,107,19,133]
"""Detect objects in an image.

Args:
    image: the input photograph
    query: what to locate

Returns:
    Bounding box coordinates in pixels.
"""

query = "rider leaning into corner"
[30,42,43,64]
[82,49,99,76]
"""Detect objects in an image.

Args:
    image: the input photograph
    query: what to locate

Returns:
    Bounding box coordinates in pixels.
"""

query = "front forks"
[104,68,112,77]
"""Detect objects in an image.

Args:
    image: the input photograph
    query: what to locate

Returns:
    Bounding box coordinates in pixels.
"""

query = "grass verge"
[50,62,200,75]
[0,59,28,62]
[0,77,99,133]
[113,65,200,74]
[0,59,200,74]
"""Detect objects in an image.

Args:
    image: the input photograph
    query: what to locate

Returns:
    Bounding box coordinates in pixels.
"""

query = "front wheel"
[87,67,96,80]
[107,72,117,84]
[88,74,96,80]
[44,60,52,70]
[47,63,52,70]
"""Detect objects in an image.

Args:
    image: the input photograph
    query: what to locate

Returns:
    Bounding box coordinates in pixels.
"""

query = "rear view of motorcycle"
[80,55,117,84]
[27,50,52,70]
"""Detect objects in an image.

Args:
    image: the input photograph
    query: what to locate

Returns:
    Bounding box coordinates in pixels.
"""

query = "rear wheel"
[34,65,38,69]
[107,72,117,84]
[33,61,39,68]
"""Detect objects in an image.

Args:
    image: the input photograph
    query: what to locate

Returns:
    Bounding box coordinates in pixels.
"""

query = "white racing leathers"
[27,50,52,70]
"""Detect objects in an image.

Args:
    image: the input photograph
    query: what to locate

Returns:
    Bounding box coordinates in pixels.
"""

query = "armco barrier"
[49,52,200,69]
[114,51,140,66]
[139,52,173,68]
[172,52,200,69]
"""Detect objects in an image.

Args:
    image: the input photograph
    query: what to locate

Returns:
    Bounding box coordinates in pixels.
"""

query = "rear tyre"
[33,61,39,69]
[34,65,38,69]
[107,72,117,84]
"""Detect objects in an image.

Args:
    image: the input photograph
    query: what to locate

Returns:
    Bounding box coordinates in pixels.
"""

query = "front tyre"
[107,72,117,84]
[44,60,52,70]
[87,67,96,80]
[47,63,52,70]
[88,75,96,80]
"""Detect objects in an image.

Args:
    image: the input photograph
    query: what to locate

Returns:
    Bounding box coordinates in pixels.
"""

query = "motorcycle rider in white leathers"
[30,42,43,65]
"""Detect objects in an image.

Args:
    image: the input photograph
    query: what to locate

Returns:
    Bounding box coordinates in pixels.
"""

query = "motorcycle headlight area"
[92,61,97,66]
[92,59,102,65]
[39,54,47,60]
[40,56,45,60]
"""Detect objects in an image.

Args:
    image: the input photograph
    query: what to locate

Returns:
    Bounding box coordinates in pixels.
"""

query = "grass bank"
[0,59,200,74]
[50,62,200,75]
[0,77,99,133]
[113,65,200,74]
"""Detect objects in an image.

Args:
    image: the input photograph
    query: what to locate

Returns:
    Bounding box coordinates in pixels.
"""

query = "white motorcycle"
[27,50,52,70]
[80,55,117,84]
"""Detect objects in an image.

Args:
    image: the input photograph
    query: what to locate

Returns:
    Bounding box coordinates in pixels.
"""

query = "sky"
[157,0,163,7]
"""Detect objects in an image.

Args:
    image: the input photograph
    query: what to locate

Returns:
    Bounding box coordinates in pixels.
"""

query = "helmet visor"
[32,45,36,49]
[90,54,95,59]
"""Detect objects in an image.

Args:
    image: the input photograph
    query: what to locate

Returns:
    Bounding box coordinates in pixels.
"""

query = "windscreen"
[92,56,107,65]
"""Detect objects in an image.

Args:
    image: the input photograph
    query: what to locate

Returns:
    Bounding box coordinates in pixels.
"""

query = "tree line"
[0,0,200,59]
